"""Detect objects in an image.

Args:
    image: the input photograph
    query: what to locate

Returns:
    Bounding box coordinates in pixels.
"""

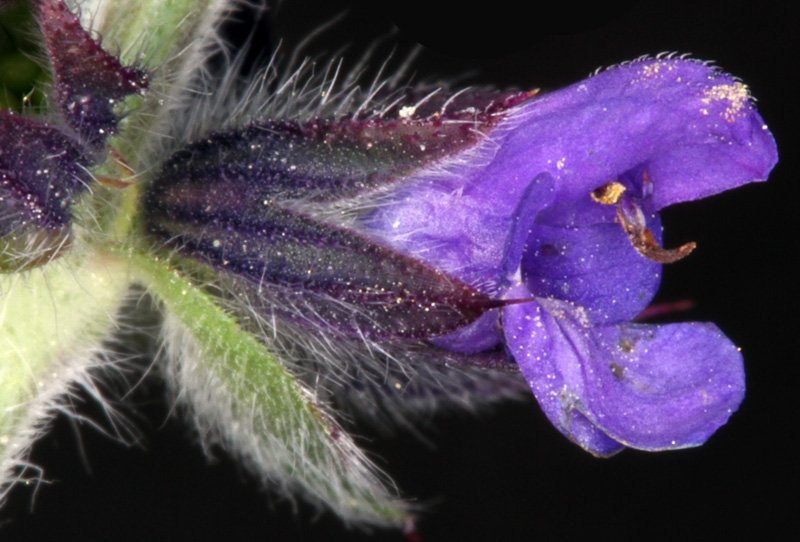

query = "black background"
[2,1,798,540]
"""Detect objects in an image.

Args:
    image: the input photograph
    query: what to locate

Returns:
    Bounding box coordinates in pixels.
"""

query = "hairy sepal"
[0,111,92,270]
[0,248,133,502]
[91,0,254,165]
[35,0,149,148]
[130,251,405,526]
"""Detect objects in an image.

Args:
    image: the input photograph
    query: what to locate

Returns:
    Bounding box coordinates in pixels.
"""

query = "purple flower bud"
[2,0,150,269]
[35,0,148,148]
[0,110,90,264]
[145,57,777,454]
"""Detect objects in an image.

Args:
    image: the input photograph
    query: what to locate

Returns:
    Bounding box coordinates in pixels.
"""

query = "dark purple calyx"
[146,196,505,339]
[144,93,534,338]
[1,110,91,235]
[35,0,148,148]
[151,91,531,204]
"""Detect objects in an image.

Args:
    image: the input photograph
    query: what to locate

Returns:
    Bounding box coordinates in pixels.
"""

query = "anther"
[590,181,627,205]
[590,173,696,264]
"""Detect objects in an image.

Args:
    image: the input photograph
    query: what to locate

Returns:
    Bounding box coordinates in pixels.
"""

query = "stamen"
[500,295,537,306]
[590,172,696,264]
[616,203,696,264]
[96,175,133,188]
[641,169,654,198]
[109,147,135,177]
[634,299,696,322]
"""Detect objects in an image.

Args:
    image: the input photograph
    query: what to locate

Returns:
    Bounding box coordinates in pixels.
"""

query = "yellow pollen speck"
[702,82,749,122]
[212,239,222,248]
[556,157,566,170]
[642,63,661,77]
[590,181,627,205]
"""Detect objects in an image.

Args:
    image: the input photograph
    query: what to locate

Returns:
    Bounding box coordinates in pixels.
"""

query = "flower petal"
[581,321,745,450]
[430,309,502,353]
[521,219,661,324]
[502,284,744,452]
[363,58,776,298]
[471,58,777,212]
[501,172,556,278]
[432,172,556,352]
[365,167,555,291]
[501,284,624,456]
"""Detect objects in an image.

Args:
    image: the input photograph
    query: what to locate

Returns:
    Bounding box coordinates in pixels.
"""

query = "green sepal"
[127,248,407,526]
[0,247,132,484]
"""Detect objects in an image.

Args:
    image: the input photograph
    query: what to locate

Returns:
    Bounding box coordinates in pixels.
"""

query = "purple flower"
[145,57,776,455]
[0,0,781,524]
[363,58,777,454]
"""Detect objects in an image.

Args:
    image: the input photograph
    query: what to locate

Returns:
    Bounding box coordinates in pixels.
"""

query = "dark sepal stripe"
[148,91,528,205]
[143,90,538,338]
[146,199,505,340]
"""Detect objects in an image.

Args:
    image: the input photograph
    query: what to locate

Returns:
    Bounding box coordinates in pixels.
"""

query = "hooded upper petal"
[481,58,777,214]
[365,58,777,282]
